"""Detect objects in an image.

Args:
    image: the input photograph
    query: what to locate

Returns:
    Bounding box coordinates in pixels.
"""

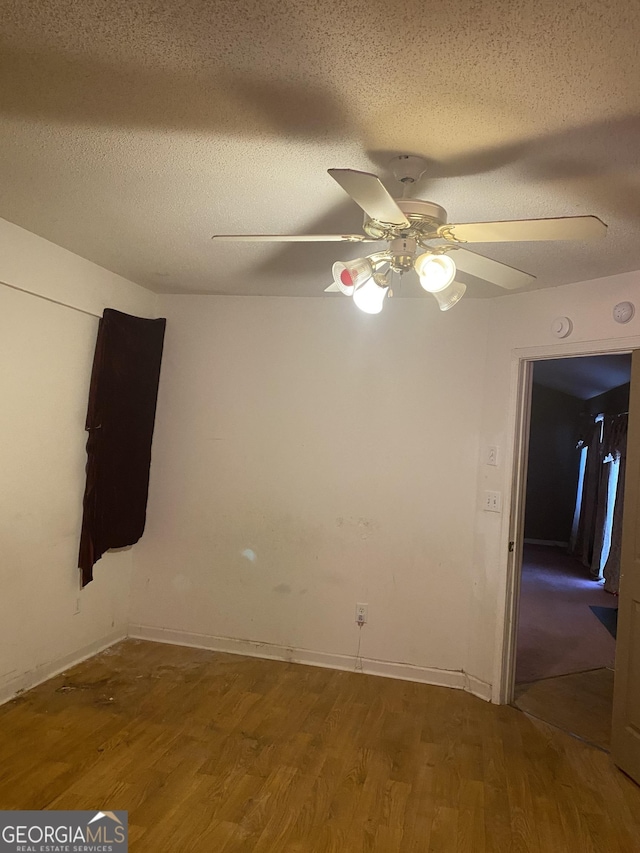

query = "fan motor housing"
[363,199,448,241]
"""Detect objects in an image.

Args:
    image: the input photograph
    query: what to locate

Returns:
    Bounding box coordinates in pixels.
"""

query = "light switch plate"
[483,490,502,513]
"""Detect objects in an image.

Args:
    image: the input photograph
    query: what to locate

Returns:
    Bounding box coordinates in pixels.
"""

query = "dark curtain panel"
[78,309,166,586]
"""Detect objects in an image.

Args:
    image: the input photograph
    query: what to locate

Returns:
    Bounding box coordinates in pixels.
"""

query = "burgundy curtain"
[78,309,166,586]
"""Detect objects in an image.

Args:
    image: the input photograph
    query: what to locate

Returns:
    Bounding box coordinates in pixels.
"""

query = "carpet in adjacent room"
[516,544,616,683]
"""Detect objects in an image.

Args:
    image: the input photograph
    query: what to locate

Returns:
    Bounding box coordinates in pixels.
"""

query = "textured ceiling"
[1,0,640,297]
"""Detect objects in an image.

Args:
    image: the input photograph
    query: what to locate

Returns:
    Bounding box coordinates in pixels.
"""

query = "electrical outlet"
[487,445,499,466]
[483,490,502,513]
[356,603,368,624]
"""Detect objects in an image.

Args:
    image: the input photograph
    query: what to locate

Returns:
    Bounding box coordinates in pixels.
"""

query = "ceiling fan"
[212,155,607,314]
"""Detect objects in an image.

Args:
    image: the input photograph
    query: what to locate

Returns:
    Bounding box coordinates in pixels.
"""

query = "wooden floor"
[514,667,614,753]
[1,640,639,852]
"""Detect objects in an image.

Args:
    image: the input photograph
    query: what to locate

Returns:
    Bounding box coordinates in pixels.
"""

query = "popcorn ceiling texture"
[1,0,640,296]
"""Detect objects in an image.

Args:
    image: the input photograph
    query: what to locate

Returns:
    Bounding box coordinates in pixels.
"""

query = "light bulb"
[332,258,374,295]
[414,253,457,293]
[353,276,389,314]
[432,281,466,311]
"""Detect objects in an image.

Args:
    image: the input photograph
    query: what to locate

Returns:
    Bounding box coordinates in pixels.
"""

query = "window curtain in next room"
[78,309,166,587]
[602,413,628,594]
[569,413,628,593]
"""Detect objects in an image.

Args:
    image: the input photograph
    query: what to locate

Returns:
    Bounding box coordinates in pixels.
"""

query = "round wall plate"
[551,316,573,338]
[613,301,635,324]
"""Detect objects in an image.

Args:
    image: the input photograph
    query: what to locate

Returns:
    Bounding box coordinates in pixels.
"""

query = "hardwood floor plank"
[457,778,485,853]
[428,804,458,851]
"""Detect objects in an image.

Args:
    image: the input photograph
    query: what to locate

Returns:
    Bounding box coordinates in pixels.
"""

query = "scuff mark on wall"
[336,516,380,540]
[172,574,192,593]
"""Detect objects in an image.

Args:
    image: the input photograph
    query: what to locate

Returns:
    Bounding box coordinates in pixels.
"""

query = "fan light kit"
[212,155,607,315]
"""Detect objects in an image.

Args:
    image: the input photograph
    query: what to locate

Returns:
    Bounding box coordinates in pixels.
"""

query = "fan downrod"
[389,154,428,185]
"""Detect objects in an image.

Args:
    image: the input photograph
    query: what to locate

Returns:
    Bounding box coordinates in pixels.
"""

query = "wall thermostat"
[551,316,573,338]
[613,301,635,324]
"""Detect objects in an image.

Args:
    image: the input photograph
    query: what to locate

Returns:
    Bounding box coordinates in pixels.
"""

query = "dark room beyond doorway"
[514,353,631,751]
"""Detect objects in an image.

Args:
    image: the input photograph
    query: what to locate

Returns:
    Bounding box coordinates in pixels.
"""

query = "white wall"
[0,219,157,702]
[130,295,492,694]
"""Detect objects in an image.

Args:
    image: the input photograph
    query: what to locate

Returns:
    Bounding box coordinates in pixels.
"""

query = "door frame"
[498,336,639,705]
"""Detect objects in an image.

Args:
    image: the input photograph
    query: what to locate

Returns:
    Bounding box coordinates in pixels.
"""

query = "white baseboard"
[129,624,492,700]
[0,629,126,708]
[464,672,493,702]
[523,538,569,548]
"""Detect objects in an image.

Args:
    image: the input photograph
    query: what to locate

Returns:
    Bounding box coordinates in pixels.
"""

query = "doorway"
[511,353,631,750]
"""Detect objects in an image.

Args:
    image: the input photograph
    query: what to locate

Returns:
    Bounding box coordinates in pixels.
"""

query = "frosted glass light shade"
[414,253,457,293]
[432,281,466,311]
[353,277,389,314]
[332,258,374,295]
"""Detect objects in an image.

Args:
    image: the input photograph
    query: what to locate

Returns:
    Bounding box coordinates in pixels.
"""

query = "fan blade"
[324,282,340,292]
[328,169,410,227]
[451,247,535,290]
[212,233,377,242]
[444,215,607,243]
